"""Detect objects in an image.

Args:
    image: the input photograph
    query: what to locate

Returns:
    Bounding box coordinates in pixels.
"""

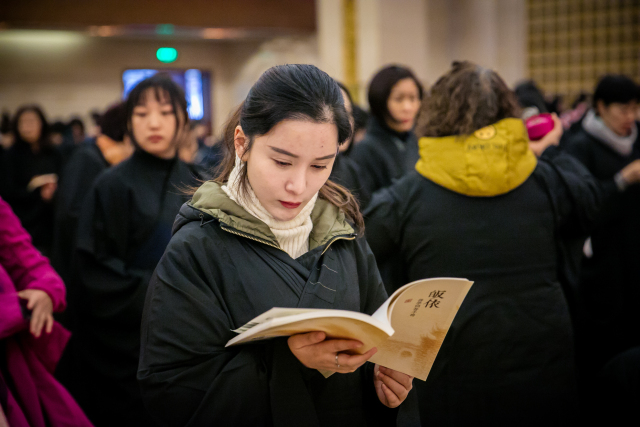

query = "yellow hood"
[415,118,537,197]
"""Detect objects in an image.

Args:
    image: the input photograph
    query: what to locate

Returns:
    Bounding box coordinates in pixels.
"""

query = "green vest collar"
[189,181,354,250]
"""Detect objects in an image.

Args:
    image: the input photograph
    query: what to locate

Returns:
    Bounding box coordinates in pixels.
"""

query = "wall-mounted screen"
[122,69,211,122]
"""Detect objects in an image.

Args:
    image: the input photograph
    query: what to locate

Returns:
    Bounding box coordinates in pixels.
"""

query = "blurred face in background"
[71,123,85,144]
[386,78,421,133]
[131,88,183,159]
[598,100,638,137]
[50,132,64,147]
[18,110,43,144]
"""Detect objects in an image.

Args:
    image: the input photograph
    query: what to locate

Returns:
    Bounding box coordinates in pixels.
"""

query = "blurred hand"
[40,182,57,202]
[529,113,563,157]
[374,365,413,408]
[287,331,377,373]
[619,159,640,185]
[17,289,53,338]
[0,134,14,149]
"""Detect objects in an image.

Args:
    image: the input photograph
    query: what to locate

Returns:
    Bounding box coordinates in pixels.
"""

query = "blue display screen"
[122,69,209,121]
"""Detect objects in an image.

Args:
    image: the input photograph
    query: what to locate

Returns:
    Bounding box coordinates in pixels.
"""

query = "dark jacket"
[350,118,419,207]
[137,181,401,427]
[0,141,62,256]
[60,149,204,427]
[329,153,370,206]
[52,144,109,297]
[364,118,608,426]
[563,124,640,364]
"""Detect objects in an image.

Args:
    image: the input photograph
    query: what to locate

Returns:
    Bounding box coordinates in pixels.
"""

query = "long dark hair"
[368,65,424,126]
[11,105,51,151]
[418,61,519,137]
[215,64,364,231]
[125,73,189,145]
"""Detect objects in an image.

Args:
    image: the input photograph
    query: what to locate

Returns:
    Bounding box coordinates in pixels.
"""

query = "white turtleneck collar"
[583,109,638,156]
[222,155,318,259]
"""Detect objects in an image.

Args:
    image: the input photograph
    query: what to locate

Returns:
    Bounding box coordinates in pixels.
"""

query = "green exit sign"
[156,47,178,63]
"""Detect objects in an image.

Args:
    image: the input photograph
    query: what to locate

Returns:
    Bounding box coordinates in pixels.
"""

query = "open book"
[226,277,472,381]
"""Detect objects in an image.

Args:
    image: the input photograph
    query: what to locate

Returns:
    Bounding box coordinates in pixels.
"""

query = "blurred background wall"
[0,0,638,135]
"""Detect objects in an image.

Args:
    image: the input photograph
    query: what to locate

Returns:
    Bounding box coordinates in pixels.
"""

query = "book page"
[227,309,394,348]
[232,307,316,334]
[369,278,472,381]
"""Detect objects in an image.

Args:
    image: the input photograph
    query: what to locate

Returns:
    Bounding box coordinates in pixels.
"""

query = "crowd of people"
[0,60,639,427]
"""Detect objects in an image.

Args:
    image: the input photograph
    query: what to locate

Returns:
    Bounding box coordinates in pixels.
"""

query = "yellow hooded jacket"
[415,118,537,197]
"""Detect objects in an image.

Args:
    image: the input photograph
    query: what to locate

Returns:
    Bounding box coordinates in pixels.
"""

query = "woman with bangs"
[364,61,640,426]
[67,74,205,426]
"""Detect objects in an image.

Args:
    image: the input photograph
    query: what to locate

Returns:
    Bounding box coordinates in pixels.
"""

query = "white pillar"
[316,0,345,80]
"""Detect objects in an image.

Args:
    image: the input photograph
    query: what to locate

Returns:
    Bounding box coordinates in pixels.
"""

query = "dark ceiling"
[1,0,316,36]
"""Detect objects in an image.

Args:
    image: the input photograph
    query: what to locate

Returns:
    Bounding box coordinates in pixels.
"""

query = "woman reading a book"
[137,64,413,426]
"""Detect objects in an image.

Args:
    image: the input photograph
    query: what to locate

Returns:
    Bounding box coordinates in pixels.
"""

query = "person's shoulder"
[388,170,425,197]
[178,159,211,182]
[165,208,229,266]
[65,144,105,169]
[364,171,420,214]
[563,126,596,151]
[91,158,131,193]
[350,136,387,167]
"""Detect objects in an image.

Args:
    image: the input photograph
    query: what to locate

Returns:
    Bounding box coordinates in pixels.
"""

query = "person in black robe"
[364,62,640,427]
[348,67,424,294]
[138,64,414,427]
[51,102,132,329]
[63,75,206,427]
[562,75,640,420]
[350,65,423,207]
[0,105,62,257]
[329,82,370,206]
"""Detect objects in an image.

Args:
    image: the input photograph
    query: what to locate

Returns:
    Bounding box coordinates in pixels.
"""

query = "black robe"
[60,149,205,427]
[364,148,610,426]
[52,143,110,330]
[329,154,370,207]
[137,185,403,427]
[563,125,640,368]
[349,118,419,207]
[0,141,62,256]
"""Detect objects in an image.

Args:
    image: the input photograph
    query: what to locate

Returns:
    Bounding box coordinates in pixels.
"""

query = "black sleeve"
[57,151,105,224]
[52,153,105,280]
[137,224,272,426]
[353,236,407,426]
[562,133,595,172]
[350,142,384,202]
[362,186,403,261]
[538,146,616,235]
[354,236,389,314]
[74,176,151,327]
[0,148,31,202]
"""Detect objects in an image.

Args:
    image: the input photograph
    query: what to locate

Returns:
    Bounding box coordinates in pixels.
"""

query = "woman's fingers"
[322,338,363,354]
[379,366,413,390]
[288,331,326,349]
[17,290,37,310]
[15,290,54,338]
[45,313,54,334]
[377,368,410,403]
[31,306,45,337]
[381,383,400,407]
[338,346,377,367]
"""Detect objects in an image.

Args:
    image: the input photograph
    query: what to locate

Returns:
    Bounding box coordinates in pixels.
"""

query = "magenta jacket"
[0,196,92,427]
